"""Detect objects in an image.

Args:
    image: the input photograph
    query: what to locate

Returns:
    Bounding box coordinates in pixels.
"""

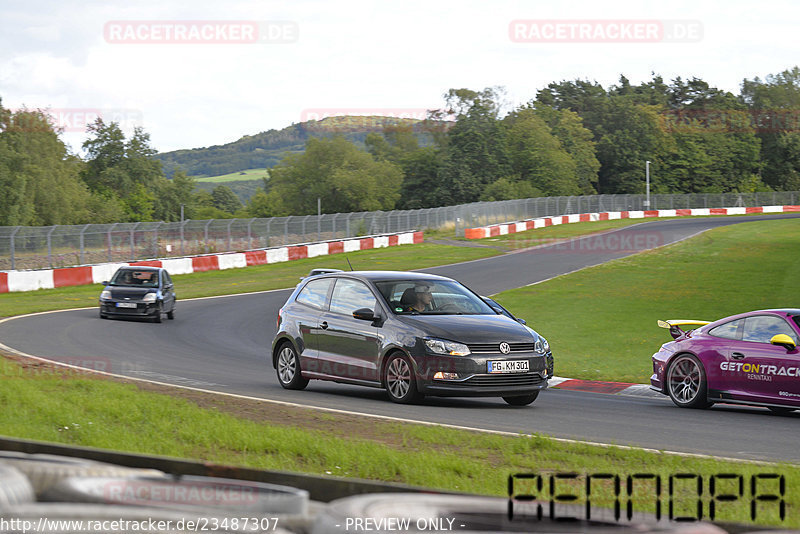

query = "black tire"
[383,353,422,404]
[666,354,712,409]
[98,309,107,319]
[768,406,796,414]
[502,392,539,406]
[167,303,175,320]
[276,342,308,390]
[152,303,162,323]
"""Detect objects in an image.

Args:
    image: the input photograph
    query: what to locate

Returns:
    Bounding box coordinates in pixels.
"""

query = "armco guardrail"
[3,191,799,270]
[0,231,423,294]
[463,205,800,239]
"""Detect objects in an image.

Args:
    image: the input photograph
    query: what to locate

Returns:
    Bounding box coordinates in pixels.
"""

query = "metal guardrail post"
[10,227,20,270]
[247,217,256,250]
[107,223,118,262]
[79,224,90,265]
[204,220,213,253]
[46,226,56,268]
[130,222,140,261]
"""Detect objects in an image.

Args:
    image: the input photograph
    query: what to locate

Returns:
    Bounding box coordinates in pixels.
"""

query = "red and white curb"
[0,231,424,294]
[464,205,800,239]
[549,376,662,398]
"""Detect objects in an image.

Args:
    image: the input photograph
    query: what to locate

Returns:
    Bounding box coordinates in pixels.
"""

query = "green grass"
[0,244,499,318]
[0,357,796,528]
[493,218,800,383]
[193,168,269,183]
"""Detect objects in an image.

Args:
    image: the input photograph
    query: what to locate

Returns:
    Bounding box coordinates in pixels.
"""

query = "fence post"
[247,218,256,250]
[266,217,273,248]
[10,226,20,270]
[107,223,118,262]
[79,224,91,265]
[180,220,188,256]
[46,226,57,268]
[227,219,234,252]
[302,215,311,242]
[129,222,140,261]
[153,222,161,258]
[346,213,352,237]
[204,220,213,253]
[285,216,290,245]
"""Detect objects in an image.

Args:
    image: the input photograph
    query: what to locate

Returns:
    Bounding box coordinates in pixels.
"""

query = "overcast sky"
[1,0,798,156]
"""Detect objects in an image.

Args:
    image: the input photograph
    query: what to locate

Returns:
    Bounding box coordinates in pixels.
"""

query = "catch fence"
[1,191,797,270]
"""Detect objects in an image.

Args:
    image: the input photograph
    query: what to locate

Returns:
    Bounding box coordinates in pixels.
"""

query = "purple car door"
[724,315,800,404]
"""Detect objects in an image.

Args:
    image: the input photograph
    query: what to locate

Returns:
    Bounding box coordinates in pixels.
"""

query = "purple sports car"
[650,309,800,412]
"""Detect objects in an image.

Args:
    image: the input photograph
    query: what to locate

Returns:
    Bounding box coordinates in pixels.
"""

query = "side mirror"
[352,308,378,321]
[101,281,109,286]
[516,318,527,325]
[770,334,797,351]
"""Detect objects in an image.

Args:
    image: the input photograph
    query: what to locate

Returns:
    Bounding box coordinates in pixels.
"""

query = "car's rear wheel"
[502,392,539,406]
[384,353,422,404]
[276,342,308,390]
[667,354,712,409]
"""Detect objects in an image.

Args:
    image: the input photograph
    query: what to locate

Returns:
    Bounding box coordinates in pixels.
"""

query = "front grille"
[466,342,535,354]
[454,373,543,388]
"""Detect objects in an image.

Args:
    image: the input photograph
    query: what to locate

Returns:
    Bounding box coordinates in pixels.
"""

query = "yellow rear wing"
[657,319,711,329]
[658,319,711,339]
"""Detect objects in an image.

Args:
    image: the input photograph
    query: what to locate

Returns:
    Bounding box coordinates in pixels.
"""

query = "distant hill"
[154,116,439,178]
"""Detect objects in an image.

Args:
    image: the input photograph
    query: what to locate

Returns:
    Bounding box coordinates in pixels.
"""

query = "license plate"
[116,302,137,308]
[487,360,529,373]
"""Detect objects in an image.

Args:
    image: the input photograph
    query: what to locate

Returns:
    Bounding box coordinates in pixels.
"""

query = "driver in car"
[404,282,434,312]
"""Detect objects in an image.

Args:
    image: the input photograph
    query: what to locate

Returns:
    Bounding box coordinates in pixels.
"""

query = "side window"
[164,272,173,286]
[742,316,799,344]
[296,278,334,311]
[329,279,378,316]
[708,319,743,340]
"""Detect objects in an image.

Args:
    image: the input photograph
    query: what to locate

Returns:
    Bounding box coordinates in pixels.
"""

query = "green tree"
[0,106,103,225]
[211,185,244,214]
[502,108,582,196]
[268,136,402,214]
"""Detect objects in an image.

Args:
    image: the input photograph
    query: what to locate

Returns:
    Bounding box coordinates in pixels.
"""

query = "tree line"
[2,66,800,225]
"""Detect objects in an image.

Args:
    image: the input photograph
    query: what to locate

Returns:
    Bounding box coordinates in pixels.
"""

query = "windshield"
[375,280,496,315]
[109,269,159,288]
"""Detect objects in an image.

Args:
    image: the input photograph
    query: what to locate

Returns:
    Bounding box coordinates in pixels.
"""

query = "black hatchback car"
[99,266,176,323]
[271,271,552,405]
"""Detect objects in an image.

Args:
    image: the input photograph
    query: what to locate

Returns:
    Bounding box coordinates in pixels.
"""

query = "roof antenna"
[345,255,354,271]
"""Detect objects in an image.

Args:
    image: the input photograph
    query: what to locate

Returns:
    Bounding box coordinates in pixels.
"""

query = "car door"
[316,278,381,384]
[291,277,335,372]
[161,271,175,311]
[724,315,800,403]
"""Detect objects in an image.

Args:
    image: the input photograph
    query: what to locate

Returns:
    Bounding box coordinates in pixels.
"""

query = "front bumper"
[100,301,160,318]
[414,351,551,397]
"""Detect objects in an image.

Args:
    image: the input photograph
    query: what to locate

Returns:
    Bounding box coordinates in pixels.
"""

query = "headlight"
[424,338,471,356]
[535,337,550,354]
[100,290,111,300]
[142,293,158,303]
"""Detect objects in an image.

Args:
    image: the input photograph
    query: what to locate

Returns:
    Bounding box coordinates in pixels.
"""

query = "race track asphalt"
[1,214,799,462]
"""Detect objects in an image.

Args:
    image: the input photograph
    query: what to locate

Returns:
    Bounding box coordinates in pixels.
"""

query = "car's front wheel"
[667,354,712,409]
[276,342,308,390]
[384,353,422,404]
[502,392,539,406]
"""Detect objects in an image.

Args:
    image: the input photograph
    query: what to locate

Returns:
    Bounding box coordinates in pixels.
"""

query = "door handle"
[731,352,745,360]
[320,321,328,330]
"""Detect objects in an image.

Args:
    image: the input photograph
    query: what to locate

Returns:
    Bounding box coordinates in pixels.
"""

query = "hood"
[397,314,536,344]
[109,287,156,299]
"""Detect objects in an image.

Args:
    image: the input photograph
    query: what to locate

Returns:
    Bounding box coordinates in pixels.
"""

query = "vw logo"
[499,342,511,354]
